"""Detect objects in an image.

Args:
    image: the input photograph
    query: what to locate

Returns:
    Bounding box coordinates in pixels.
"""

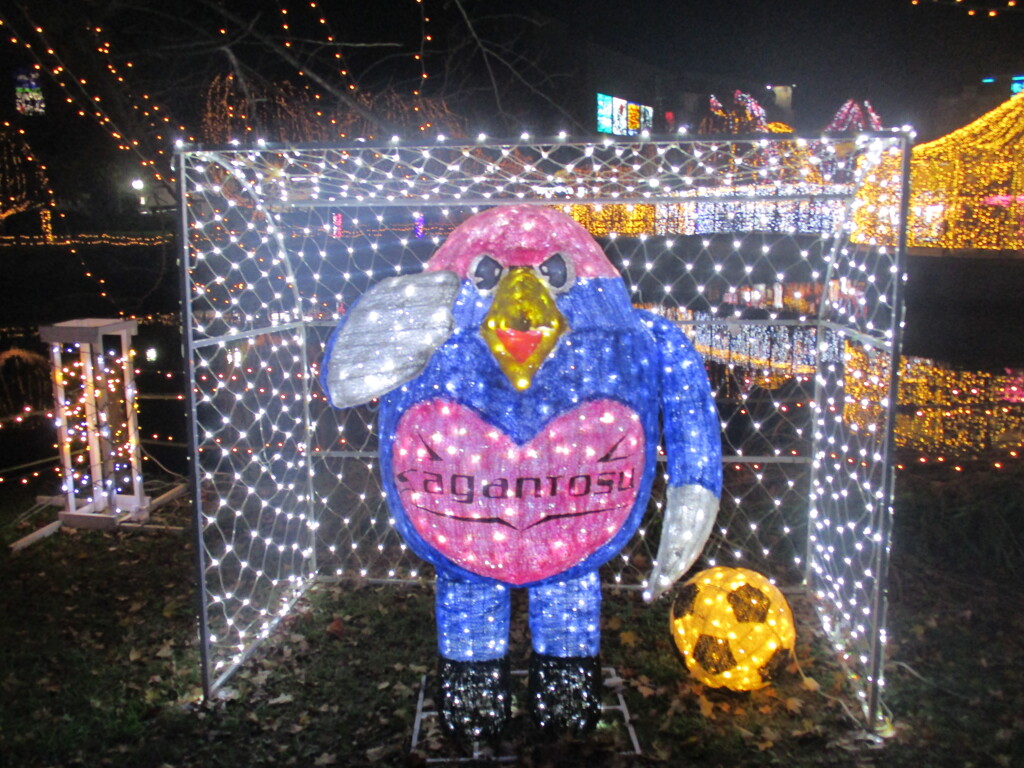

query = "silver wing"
[645,484,719,602]
[323,270,460,409]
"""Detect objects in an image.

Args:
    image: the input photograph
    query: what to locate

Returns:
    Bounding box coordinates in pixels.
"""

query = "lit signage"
[980,75,1024,94]
[596,93,653,136]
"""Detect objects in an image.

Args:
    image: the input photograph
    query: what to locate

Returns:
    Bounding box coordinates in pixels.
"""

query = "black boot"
[527,654,602,735]
[437,656,511,742]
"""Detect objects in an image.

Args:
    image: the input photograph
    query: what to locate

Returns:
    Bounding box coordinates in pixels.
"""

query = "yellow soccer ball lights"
[671,567,796,691]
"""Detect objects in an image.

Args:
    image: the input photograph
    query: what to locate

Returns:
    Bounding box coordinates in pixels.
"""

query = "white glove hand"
[644,484,718,602]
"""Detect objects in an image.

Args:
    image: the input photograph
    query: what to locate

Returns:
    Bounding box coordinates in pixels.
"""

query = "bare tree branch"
[200,1,399,135]
[451,0,503,117]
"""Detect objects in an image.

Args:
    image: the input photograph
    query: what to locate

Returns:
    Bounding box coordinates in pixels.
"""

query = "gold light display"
[671,566,796,691]
[567,203,657,237]
[844,342,1024,460]
[854,92,1024,249]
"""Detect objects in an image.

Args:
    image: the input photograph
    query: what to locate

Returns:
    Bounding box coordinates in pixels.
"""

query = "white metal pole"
[120,330,146,513]
[81,344,107,512]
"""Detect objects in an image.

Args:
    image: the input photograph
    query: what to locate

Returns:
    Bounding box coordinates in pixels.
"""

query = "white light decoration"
[38,318,148,528]
[179,134,909,730]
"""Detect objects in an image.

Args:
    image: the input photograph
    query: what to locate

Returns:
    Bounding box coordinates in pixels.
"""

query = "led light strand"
[180,136,906,725]
[0,14,172,183]
[910,0,1020,17]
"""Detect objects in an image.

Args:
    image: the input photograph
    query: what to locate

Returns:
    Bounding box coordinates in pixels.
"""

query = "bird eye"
[471,254,503,291]
[538,252,574,292]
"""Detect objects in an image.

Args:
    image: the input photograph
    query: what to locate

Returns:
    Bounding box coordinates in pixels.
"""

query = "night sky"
[518,0,1024,132]
[2,0,1024,214]
[4,1,1024,138]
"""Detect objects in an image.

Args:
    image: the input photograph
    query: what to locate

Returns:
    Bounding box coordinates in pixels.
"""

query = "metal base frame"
[9,483,186,553]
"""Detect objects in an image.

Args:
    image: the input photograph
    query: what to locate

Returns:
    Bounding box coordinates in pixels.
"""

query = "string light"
[1,0,450,184]
[911,0,1021,16]
[846,345,1024,464]
[181,135,909,729]
[88,26,174,185]
[0,232,171,247]
[0,15,175,189]
[412,0,430,104]
[855,93,1024,249]
[702,91,771,134]
[671,566,796,691]
[0,122,57,226]
[825,100,884,132]
[37,320,148,526]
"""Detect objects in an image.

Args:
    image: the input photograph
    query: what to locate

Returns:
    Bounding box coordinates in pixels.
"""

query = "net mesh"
[180,134,907,722]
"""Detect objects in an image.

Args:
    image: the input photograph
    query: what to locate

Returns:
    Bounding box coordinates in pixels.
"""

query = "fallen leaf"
[785,696,804,714]
[326,618,346,640]
[313,753,337,766]
[365,746,388,762]
[619,630,640,648]
[697,694,715,719]
[267,693,294,706]
[392,682,414,699]
[801,676,821,692]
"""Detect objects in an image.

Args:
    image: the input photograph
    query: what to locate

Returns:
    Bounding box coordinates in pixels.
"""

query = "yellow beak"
[480,268,568,391]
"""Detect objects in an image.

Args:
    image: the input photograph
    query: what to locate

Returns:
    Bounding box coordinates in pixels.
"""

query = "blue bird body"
[377,277,721,587]
[322,204,721,737]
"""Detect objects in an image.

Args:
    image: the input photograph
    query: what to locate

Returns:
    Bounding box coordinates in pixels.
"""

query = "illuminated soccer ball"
[670,566,796,691]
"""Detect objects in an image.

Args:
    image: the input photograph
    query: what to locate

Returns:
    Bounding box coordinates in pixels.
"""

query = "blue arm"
[639,311,723,599]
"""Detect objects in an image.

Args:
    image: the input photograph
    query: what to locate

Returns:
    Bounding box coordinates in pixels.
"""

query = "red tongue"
[495,328,542,363]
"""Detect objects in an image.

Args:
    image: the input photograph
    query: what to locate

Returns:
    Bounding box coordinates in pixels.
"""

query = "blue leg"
[528,570,601,657]
[435,573,512,741]
[527,570,603,734]
[436,573,511,660]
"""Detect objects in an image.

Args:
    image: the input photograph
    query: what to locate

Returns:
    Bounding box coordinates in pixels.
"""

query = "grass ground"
[1,461,1022,768]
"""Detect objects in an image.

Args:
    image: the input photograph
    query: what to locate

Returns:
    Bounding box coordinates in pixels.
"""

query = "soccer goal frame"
[178,132,910,729]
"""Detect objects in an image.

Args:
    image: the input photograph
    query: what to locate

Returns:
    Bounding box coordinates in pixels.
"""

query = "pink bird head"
[425,205,619,279]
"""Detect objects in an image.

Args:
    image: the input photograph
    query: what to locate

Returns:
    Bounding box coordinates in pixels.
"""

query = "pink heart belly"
[392,399,645,584]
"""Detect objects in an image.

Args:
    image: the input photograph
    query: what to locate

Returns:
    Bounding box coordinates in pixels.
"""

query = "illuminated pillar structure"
[39,318,148,528]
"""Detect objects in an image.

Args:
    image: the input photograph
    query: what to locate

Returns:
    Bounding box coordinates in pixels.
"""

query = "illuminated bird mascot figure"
[322,205,721,740]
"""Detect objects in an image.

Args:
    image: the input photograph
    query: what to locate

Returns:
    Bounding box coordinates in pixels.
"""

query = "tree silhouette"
[0,126,53,226]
